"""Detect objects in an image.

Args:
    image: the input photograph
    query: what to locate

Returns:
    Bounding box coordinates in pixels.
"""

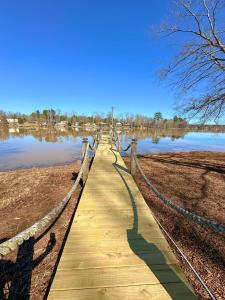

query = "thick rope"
[0,144,90,258]
[133,154,225,234]
[89,138,99,153]
[122,144,131,152]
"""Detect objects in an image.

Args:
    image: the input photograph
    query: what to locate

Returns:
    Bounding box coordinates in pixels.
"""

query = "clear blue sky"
[0,0,177,118]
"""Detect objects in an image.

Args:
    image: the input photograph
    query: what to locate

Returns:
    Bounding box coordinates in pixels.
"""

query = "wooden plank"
[57,251,179,269]
[49,265,187,290]
[68,227,164,240]
[78,192,148,210]
[61,238,172,254]
[47,134,196,299]
[48,283,196,300]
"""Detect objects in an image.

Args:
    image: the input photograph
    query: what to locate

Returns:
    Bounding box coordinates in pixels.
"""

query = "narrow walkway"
[48,135,196,299]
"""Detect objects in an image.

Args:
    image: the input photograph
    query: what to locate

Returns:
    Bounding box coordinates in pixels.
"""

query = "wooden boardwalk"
[48,135,197,299]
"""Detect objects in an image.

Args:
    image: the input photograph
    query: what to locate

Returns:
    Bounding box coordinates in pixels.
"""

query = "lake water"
[0,128,224,170]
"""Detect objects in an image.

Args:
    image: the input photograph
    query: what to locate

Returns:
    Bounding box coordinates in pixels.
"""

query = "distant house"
[73,122,79,127]
[27,121,38,125]
[8,128,19,133]
[99,122,109,127]
[56,121,68,127]
[115,122,122,127]
[7,118,18,124]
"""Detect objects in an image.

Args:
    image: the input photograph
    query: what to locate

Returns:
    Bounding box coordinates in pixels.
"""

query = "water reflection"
[121,128,225,155]
[0,128,95,170]
[0,127,224,170]
[0,127,93,142]
[122,127,188,143]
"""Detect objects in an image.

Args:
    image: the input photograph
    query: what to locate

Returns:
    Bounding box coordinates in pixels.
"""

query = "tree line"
[0,109,188,129]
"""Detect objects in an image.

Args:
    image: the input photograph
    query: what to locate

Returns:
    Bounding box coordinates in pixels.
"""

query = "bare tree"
[159,0,225,122]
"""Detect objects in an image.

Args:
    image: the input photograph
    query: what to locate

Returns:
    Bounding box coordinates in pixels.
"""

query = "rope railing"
[89,144,94,151]
[132,152,225,234]
[89,140,98,153]
[112,130,132,153]
[0,140,93,258]
[122,144,131,152]
[128,139,216,299]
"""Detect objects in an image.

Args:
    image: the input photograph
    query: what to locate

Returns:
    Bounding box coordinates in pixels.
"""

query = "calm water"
[0,128,224,170]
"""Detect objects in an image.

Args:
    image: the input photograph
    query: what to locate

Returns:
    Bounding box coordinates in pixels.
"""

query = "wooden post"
[109,129,113,147]
[110,133,113,147]
[82,137,88,158]
[130,138,137,176]
[118,133,122,153]
[93,133,97,147]
[82,137,89,183]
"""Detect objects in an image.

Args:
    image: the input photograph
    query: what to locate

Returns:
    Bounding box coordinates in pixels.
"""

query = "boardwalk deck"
[48,135,197,299]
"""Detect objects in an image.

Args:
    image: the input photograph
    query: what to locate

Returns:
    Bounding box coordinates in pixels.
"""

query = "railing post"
[118,133,122,153]
[82,137,89,183]
[82,137,88,158]
[130,138,137,176]
[93,133,97,149]
[110,129,114,147]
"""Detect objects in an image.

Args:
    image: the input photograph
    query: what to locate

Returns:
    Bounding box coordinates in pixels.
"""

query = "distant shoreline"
[1,123,225,133]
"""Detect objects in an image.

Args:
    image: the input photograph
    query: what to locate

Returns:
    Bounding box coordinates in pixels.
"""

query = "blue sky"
[0,0,178,118]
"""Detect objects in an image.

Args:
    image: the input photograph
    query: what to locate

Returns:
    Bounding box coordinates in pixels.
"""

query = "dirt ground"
[0,152,225,299]
[0,162,82,299]
[124,151,225,300]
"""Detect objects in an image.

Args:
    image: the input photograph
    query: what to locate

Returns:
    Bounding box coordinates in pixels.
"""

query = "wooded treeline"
[0,109,188,128]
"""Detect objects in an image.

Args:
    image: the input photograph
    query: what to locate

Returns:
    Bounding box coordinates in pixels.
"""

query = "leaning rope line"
[133,154,225,234]
[0,143,90,258]
[122,144,131,152]
[153,215,216,300]
[113,134,118,143]
[89,144,94,151]
[113,131,131,152]
[90,137,99,153]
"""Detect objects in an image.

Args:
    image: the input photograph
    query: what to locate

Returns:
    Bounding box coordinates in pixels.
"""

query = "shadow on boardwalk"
[0,233,56,300]
[111,148,197,299]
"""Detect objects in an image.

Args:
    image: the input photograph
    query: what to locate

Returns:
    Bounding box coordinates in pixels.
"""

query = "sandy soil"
[124,151,225,300]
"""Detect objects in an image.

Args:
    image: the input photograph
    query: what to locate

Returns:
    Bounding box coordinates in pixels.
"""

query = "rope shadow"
[110,148,197,299]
